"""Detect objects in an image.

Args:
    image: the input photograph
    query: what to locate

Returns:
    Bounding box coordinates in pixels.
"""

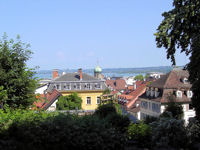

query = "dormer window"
[181,77,188,84]
[146,87,150,96]
[95,83,101,89]
[74,84,81,90]
[187,90,193,98]
[56,84,61,90]
[150,87,154,97]
[64,84,71,90]
[154,88,159,97]
[176,90,182,98]
[85,83,91,89]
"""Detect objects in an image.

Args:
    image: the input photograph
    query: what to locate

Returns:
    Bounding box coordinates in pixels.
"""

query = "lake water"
[34,66,172,79]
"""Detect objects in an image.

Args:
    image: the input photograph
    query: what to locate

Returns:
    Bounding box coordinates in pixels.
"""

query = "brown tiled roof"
[126,84,147,108]
[33,89,62,110]
[148,69,191,89]
[106,79,126,91]
[161,89,191,103]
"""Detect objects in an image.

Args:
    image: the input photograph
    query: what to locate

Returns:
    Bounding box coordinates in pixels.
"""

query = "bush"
[151,117,188,149]
[105,113,130,133]
[56,92,82,110]
[127,122,152,148]
[0,109,126,150]
[144,115,158,124]
[94,104,116,118]
[187,118,200,149]
[162,102,184,120]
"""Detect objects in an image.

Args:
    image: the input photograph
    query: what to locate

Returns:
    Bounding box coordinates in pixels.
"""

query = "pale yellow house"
[47,68,106,110]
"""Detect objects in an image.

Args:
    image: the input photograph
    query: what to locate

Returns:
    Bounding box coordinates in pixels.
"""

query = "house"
[117,81,147,120]
[139,68,195,124]
[35,84,48,94]
[33,89,61,111]
[106,78,127,93]
[47,68,106,110]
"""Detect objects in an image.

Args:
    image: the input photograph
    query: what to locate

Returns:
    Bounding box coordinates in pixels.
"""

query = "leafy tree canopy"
[155,0,200,120]
[0,33,37,109]
[134,74,144,81]
[103,88,111,95]
[56,92,82,110]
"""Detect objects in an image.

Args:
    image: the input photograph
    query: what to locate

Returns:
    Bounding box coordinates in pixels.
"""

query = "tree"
[0,33,37,109]
[155,0,200,120]
[134,74,144,81]
[161,94,184,119]
[56,92,82,110]
[103,88,111,94]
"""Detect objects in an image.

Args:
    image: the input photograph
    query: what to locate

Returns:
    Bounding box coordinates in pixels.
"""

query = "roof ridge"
[163,71,171,89]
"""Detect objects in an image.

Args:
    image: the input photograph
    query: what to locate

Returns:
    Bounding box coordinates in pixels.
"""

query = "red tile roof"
[33,89,62,110]
[106,79,127,91]
[126,83,147,108]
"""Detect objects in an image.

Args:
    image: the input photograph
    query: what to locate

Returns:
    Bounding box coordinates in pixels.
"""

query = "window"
[154,88,159,97]
[85,83,91,89]
[97,97,101,104]
[73,84,81,90]
[187,91,193,98]
[141,101,148,109]
[64,84,70,90]
[86,97,91,105]
[56,84,61,90]
[152,103,160,113]
[95,83,101,89]
[183,78,188,84]
[189,104,193,110]
[77,84,80,89]
[176,90,182,98]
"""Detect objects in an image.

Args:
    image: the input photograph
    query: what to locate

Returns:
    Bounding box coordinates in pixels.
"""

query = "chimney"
[53,69,59,79]
[78,68,82,80]
[134,83,137,90]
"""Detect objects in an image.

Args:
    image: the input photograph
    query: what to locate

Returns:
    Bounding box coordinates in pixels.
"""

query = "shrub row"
[0,106,128,150]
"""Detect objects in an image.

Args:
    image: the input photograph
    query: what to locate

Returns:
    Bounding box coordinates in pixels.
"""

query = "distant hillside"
[35,66,174,79]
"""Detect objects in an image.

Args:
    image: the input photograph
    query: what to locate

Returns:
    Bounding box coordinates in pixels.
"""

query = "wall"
[140,99,161,120]
[35,85,48,94]
[61,90,104,110]
[47,99,58,111]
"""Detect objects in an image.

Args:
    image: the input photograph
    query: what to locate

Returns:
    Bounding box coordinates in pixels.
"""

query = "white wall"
[47,99,58,111]
[35,85,48,94]
[140,99,161,120]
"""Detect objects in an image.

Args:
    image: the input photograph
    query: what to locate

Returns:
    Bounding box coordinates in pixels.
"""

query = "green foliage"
[0,33,37,109]
[155,0,200,120]
[105,113,130,133]
[151,117,188,149]
[94,104,130,134]
[144,116,158,124]
[162,102,184,120]
[103,88,111,94]
[0,86,7,106]
[144,74,150,79]
[187,118,200,149]
[94,104,117,119]
[127,122,152,148]
[114,103,122,115]
[134,74,144,81]
[0,109,126,150]
[56,92,82,110]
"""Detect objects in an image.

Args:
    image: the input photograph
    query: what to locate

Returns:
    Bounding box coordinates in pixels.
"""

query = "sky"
[0,0,189,70]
